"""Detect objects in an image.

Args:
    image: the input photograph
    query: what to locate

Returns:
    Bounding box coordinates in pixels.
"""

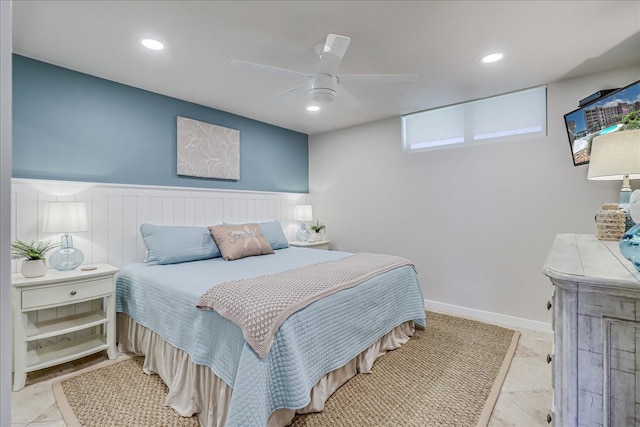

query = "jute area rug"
[53,311,520,427]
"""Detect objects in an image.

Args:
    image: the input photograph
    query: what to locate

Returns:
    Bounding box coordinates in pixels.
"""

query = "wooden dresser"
[543,233,640,427]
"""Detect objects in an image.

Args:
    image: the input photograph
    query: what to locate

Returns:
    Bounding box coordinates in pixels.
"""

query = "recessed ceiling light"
[141,39,164,51]
[481,53,503,63]
[307,105,320,112]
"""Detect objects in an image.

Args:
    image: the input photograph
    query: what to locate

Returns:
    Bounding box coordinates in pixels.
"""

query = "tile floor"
[11,326,554,427]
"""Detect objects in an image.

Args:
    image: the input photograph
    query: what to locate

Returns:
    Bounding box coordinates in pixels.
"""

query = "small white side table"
[289,240,331,250]
[12,263,119,391]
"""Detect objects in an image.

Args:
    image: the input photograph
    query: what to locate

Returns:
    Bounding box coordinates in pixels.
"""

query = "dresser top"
[543,234,640,289]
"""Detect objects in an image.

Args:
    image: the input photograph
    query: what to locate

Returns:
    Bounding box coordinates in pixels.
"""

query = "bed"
[115,222,426,426]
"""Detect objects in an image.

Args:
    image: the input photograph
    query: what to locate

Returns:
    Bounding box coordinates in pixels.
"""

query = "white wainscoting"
[11,178,309,273]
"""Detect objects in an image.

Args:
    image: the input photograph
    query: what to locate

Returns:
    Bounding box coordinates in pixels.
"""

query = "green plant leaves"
[11,239,60,260]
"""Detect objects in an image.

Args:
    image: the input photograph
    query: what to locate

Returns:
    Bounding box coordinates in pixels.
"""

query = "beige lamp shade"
[293,205,313,222]
[588,130,640,181]
[42,202,89,233]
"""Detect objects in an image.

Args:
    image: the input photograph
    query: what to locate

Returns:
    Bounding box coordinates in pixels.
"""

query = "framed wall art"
[177,116,240,180]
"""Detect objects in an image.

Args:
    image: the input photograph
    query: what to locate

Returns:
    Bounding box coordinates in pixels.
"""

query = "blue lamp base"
[296,223,310,242]
[49,234,84,271]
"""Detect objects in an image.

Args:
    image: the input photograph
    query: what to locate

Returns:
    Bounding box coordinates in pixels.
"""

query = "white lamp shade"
[42,202,89,233]
[588,130,640,181]
[294,205,313,222]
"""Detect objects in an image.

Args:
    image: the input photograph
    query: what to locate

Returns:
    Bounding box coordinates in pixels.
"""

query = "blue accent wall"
[12,55,309,193]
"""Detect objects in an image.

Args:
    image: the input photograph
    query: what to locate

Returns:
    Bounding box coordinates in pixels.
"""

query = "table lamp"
[42,202,89,270]
[588,130,640,211]
[294,204,313,242]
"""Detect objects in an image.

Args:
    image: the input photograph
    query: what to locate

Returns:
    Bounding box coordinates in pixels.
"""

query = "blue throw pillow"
[140,224,221,264]
[259,220,289,250]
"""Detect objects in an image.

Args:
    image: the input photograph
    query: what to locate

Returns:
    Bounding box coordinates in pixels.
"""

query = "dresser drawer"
[22,277,113,310]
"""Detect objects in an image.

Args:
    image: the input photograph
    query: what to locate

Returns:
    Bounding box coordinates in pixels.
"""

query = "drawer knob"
[547,413,552,423]
[546,354,552,364]
[546,301,552,310]
[70,290,77,296]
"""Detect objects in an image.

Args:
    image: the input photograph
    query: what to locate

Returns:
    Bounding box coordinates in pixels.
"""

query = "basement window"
[401,86,547,153]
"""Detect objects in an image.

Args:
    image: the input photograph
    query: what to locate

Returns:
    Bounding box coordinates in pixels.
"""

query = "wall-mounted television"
[564,79,640,166]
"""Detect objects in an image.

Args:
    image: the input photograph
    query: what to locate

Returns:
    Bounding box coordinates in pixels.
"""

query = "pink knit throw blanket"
[196,252,414,357]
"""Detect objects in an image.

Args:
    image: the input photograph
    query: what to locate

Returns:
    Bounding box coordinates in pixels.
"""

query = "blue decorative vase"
[49,234,84,271]
[619,222,640,272]
[296,224,310,242]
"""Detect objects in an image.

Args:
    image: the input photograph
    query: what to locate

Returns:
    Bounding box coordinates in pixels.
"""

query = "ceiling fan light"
[307,105,320,112]
[309,88,336,104]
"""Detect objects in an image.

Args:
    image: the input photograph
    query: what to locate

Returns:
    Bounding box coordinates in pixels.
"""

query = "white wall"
[1,1,12,424]
[309,66,640,328]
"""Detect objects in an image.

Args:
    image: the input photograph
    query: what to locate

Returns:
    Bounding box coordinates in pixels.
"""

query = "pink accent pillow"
[208,224,275,261]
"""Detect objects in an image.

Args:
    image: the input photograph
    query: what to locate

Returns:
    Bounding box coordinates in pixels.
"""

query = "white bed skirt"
[117,313,415,426]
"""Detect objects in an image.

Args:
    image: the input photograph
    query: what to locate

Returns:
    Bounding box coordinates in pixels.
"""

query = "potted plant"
[309,220,326,242]
[11,239,60,278]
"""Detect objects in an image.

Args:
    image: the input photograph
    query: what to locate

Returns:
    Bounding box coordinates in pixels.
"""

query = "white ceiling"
[11,1,640,135]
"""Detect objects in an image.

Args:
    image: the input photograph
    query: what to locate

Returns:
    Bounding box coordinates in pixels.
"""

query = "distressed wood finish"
[543,234,640,427]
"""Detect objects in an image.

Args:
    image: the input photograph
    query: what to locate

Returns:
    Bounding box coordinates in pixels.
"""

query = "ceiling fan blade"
[322,34,351,62]
[337,74,417,83]
[316,34,351,75]
[231,59,310,80]
[270,82,307,100]
[336,84,360,108]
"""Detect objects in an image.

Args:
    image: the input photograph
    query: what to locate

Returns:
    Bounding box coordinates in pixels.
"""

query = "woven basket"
[596,204,626,241]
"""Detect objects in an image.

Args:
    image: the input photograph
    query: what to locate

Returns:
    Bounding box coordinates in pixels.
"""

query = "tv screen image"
[564,79,640,166]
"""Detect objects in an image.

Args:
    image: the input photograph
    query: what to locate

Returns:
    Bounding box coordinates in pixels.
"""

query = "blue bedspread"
[116,247,425,426]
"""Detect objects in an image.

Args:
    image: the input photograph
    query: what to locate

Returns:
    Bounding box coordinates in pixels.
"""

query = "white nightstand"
[289,240,331,250]
[11,263,119,391]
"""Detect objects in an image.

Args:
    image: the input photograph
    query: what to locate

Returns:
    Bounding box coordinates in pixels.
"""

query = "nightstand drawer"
[22,278,113,310]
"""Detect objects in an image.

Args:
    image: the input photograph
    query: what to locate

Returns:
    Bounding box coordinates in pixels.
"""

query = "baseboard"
[424,299,552,333]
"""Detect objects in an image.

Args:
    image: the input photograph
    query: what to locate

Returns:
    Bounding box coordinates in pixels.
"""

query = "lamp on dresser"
[293,204,313,242]
[42,201,89,271]
[587,129,640,211]
[589,130,640,270]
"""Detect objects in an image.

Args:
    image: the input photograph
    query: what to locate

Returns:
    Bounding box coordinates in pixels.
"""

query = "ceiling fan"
[231,34,417,107]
